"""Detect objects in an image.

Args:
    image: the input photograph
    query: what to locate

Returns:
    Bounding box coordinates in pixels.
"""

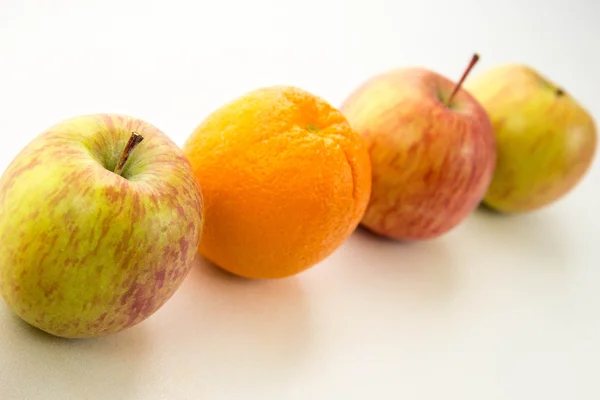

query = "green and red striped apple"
[0,114,204,338]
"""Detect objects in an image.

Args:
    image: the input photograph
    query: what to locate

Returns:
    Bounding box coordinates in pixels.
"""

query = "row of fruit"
[0,53,596,339]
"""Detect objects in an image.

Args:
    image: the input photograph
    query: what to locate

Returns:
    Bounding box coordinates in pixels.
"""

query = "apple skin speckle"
[0,114,204,339]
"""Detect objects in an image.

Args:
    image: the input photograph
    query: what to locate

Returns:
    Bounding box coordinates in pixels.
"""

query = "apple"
[465,64,597,213]
[0,114,204,338]
[340,54,496,240]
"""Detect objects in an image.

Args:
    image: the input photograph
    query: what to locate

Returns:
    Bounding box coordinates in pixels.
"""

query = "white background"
[1,0,599,399]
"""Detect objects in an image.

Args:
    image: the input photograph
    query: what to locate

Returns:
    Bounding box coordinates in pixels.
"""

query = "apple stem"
[114,132,144,176]
[446,53,480,107]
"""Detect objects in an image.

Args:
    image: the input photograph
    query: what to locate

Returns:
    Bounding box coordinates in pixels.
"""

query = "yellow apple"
[466,64,597,213]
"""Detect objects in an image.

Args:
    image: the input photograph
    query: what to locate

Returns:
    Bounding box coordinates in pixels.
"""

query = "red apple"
[340,54,496,240]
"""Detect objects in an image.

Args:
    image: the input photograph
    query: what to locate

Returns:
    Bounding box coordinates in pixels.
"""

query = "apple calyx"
[446,53,480,107]
[114,132,144,176]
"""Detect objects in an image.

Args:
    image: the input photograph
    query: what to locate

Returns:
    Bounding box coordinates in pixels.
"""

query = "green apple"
[0,114,204,338]
[466,64,597,213]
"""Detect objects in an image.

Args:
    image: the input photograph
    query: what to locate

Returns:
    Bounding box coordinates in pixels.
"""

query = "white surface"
[1,0,599,399]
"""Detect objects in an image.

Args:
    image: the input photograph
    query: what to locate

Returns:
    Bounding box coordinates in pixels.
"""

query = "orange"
[183,86,372,279]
